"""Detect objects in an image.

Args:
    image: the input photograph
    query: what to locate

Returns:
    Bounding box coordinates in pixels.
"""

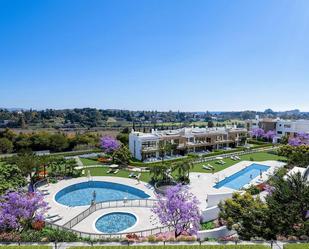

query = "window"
[277,131,282,134]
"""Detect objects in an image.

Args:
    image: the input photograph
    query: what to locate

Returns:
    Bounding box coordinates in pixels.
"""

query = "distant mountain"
[0,108,29,112]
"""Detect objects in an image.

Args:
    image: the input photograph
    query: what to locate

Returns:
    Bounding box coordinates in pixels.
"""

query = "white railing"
[63,198,158,229]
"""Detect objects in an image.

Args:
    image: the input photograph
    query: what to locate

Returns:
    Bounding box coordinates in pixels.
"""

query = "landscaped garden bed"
[69,245,271,249]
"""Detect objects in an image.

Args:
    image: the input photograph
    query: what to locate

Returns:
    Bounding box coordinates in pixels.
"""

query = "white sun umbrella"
[215,156,223,160]
[109,164,119,168]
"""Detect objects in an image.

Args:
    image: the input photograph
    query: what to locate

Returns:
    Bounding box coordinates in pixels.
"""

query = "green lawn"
[80,157,102,166]
[284,244,309,249]
[88,151,285,182]
[86,166,151,182]
[70,245,270,249]
[191,152,286,173]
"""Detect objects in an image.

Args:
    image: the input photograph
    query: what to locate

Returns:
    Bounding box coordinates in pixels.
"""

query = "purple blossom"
[263,130,276,141]
[288,137,302,146]
[0,191,48,231]
[152,184,200,237]
[288,132,309,146]
[297,132,309,140]
[250,128,265,138]
[100,136,120,153]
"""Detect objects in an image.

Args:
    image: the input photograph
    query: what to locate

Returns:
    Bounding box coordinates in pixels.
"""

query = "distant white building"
[129,127,247,161]
[274,119,309,143]
[245,117,309,143]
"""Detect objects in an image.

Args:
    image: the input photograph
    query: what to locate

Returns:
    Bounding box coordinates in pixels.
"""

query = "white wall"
[197,226,236,239]
[207,192,233,207]
[201,205,220,222]
[129,133,143,160]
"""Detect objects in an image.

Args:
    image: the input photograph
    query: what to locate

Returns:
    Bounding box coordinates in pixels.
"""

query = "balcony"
[142,146,158,152]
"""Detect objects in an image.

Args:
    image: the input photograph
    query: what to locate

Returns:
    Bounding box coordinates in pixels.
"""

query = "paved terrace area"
[39,176,156,226]
[188,160,286,210]
[72,206,160,234]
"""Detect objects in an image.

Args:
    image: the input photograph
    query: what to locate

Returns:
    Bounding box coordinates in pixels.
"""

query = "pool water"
[55,181,150,206]
[214,163,270,190]
[95,212,137,233]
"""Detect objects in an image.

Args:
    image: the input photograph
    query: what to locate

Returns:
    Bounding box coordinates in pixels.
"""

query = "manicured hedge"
[284,243,309,249]
[70,245,270,249]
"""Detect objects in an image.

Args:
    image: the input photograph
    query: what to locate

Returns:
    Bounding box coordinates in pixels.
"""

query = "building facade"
[129,127,247,161]
[274,119,309,142]
[245,116,277,133]
[245,117,309,143]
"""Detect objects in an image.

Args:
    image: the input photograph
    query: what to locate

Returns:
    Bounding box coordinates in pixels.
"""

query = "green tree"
[219,192,271,240]
[112,145,131,165]
[149,162,172,182]
[116,133,129,145]
[0,137,14,153]
[0,161,26,194]
[49,133,69,152]
[172,158,193,183]
[267,172,309,238]
[8,153,41,184]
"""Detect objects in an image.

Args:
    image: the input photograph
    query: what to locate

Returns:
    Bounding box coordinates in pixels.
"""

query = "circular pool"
[55,181,150,206]
[95,212,137,233]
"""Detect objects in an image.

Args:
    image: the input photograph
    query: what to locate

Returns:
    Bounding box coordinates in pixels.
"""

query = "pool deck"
[39,176,156,226]
[41,160,285,234]
[73,206,160,234]
[188,160,285,210]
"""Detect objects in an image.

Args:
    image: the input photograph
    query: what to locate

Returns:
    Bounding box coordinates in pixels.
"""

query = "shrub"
[0,232,21,242]
[147,235,156,242]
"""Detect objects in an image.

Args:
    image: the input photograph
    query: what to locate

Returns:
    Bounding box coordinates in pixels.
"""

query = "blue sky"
[0,0,309,111]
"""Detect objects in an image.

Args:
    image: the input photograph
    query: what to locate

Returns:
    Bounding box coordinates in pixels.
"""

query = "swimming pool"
[214,163,270,190]
[95,212,137,233]
[55,181,150,206]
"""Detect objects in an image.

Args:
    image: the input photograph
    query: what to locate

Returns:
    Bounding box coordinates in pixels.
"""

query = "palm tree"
[150,162,171,182]
[172,158,193,183]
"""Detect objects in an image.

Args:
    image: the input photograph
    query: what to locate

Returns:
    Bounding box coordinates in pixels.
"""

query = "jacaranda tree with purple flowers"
[263,130,276,141]
[250,128,265,139]
[0,191,48,232]
[288,132,309,146]
[152,184,200,237]
[100,136,120,154]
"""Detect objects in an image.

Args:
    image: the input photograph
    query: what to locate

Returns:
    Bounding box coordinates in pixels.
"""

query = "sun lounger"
[203,165,211,170]
[136,173,141,179]
[113,169,119,174]
[129,172,136,178]
[45,213,60,219]
[46,214,62,223]
[207,164,214,169]
[48,216,62,223]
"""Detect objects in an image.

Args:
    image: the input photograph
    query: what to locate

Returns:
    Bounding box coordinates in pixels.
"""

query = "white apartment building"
[245,117,309,143]
[274,119,309,142]
[129,127,247,161]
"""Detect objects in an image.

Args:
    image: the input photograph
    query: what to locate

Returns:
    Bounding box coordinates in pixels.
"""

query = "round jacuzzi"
[55,181,150,207]
[95,212,137,233]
